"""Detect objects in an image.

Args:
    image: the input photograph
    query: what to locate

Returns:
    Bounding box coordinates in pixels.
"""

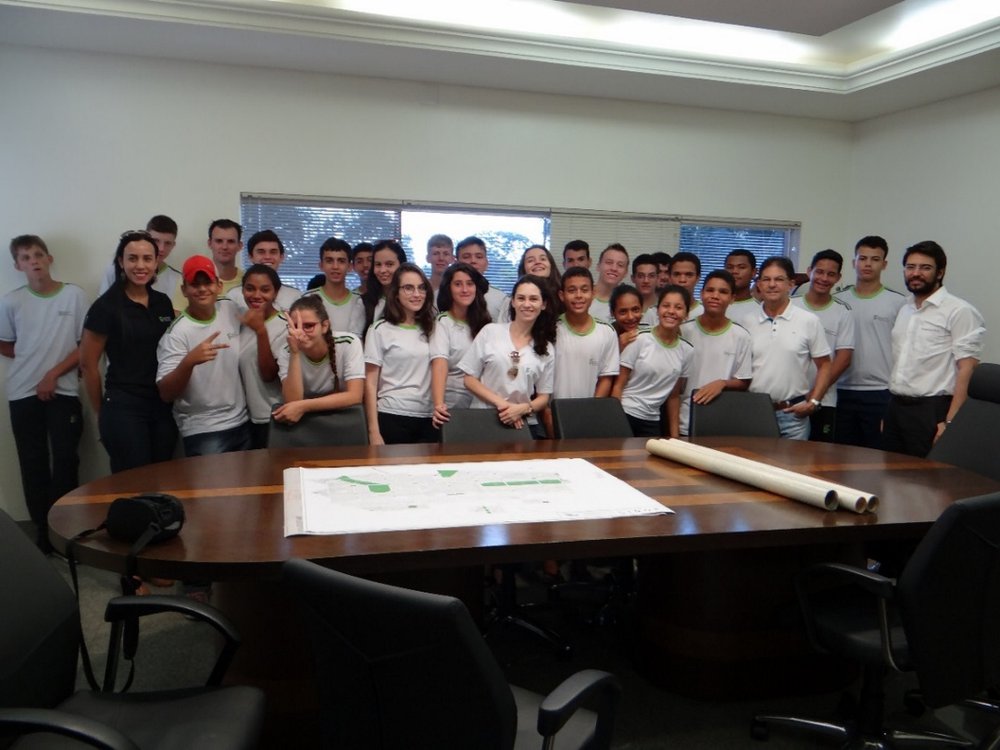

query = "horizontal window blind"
[550,212,680,271]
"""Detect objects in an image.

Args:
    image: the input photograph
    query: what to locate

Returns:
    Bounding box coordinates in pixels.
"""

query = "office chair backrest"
[0,509,79,710]
[688,391,780,438]
[896,492,1000,707]
[927,363,1000,481]
[550,398,633,439]
[284,559,518,750]
[268,405,368,448]
[439,409,533,444]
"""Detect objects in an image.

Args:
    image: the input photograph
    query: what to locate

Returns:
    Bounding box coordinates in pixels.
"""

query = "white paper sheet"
[283,458,672,536]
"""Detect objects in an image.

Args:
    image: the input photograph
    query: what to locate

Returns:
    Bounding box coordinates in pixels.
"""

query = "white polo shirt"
[485,286,511,324]
[458,322,555,426]
[747,301,831,404]
[363,320,433,418]
[429,313,475,409]
[277,332,365,398]
[889,286,985,398]
[619,330,693,421]
[589,297,612,325]
[834,285,906,391]
[678,318,753,435]
[727,297,762,329]
[552,315,619,399]
[791,295,856,407]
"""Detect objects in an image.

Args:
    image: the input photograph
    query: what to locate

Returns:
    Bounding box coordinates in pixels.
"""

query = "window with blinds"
[240,194,798,296]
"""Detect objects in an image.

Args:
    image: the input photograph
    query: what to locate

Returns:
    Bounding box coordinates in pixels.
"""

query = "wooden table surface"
[49,437,1000,581]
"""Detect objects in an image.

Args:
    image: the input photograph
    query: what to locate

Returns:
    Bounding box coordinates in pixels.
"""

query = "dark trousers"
[808,406,836,443]
[882,394,951,458]
[377,412,437,444]
[249,421,270,450]
[835,389,891,450]
[99,388,178,473]
[9,395,83,541]
[626,413,661,438]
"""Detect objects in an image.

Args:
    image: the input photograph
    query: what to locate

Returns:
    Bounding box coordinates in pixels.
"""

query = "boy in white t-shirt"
[678,269,753,436]
[545,267,619,435]
[305,237,365,337]
[157,255,250,456]
[589,243,629,324]
[240,229,301,311]
[0,234,87,552]
[456,236,510,323]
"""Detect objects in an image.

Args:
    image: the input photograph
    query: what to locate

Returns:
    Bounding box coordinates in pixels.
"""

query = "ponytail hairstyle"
[510,274,557,357]
[289,295,339,393]
[436,262,491,338]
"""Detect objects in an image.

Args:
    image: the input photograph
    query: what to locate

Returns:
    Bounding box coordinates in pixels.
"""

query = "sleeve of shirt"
[156,326,187,383]
[82,294,112,337]
[599,327,619,377]
[536,349,555,394]
[733,329,753,380]
[950,305,986,361]
[363,324,385,367]
[339,335,366,381]
[808,317,832,359]
[0,294,15,342]
[835,307,857,351]
[348,296,365,337]
[71,286,88,340]
[620,336,641,370]
[275,337,292,382]
[429,321,450,361]
[679,342,693,379]
[458,326,488,377]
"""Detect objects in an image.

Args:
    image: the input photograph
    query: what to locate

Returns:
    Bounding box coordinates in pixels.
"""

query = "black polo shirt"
[83,284,175,400]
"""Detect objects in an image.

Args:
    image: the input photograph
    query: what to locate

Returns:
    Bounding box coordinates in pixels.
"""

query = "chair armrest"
[104,595,241,686]
[0,707,139,750]
[537,668,621,749]
[794,562,904,671]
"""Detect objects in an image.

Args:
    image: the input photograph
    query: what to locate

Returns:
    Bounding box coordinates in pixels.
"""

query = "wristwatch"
[809,398,821,408]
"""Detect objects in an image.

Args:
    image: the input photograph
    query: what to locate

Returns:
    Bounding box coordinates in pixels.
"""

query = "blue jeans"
[775,409,810,440]
[182,422,252,456]
[99,388,178,473]
[9,394,83,540]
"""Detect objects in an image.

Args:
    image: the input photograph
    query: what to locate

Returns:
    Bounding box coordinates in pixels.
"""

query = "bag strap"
[66,526,105,692]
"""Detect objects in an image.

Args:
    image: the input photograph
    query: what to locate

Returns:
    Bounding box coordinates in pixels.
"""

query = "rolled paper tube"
[663,440,876,515]
[672,440,875,515]
[645,438,837,511]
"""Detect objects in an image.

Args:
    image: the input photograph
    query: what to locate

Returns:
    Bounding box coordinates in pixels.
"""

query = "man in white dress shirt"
[884,240,985,457]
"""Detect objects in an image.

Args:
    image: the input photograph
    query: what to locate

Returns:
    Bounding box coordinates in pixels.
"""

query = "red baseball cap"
[182,255,219,284]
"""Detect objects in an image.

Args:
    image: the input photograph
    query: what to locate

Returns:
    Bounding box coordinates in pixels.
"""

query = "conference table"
[48,436,1000,713]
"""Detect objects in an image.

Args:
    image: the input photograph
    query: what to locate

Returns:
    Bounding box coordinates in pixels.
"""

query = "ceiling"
[1,0,999,121]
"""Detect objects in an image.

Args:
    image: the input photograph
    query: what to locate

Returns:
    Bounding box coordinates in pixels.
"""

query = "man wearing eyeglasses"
[884,241,985,457]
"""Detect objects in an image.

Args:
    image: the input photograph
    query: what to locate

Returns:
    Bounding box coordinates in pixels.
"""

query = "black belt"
[891,394,951,406]
[773,395,806,410]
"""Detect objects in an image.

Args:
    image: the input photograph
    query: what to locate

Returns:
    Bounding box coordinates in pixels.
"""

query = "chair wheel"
[750,720,769,741]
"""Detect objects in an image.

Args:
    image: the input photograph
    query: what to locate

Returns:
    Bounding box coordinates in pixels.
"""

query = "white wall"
[849,86,1000,363]
[0,43,859,517]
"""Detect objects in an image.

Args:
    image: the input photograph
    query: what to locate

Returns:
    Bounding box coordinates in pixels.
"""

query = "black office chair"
[549,398,633,439]
[928,363,1000,482]
[268,404,368,448]
[752,492,1000,747]
[283,559,621,750]
[439,408,534,444]
[689,390,780,438]
[0,509,264,749]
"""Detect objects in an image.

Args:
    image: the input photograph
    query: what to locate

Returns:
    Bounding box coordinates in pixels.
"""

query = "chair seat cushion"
[13,686,264,750]
[511,684,597,750]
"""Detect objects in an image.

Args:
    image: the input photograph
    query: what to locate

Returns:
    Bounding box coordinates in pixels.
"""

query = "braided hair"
[290,295,339,393]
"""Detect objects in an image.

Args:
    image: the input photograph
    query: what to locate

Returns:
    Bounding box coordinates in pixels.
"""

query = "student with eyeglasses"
[459,274,557,439]
[364,263,437,444]
[80,230,176,473]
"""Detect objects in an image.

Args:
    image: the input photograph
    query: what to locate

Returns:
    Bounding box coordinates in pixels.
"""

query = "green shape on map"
[508,480,539,486]
[338,475,391,493]
[438,469,458,478]
[538,479,562,484]
[481,481,505,487]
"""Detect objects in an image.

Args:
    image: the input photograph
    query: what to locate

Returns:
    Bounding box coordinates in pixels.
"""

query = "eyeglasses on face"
[400,284,428,296]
